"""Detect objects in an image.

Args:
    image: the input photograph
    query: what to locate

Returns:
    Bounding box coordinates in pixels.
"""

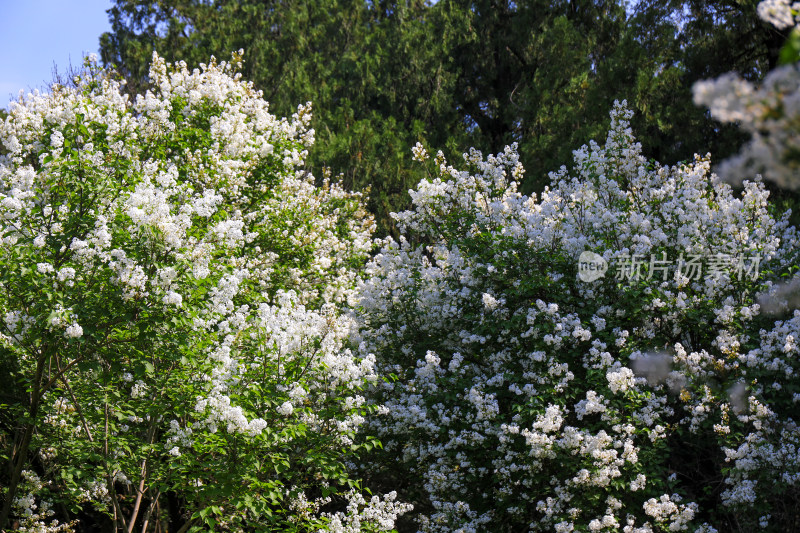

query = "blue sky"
[0,0,113,109]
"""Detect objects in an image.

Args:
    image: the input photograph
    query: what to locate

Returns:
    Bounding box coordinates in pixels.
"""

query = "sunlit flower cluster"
[0,53,407,531]
[757,0,800,29]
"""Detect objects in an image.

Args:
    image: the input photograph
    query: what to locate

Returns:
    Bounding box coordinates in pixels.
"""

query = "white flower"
[757,0,797,29]
[131,380,146,399]
[64,323,83,339]
[411,142,429,162]
[162,291,183,307]
[630,473,647,491]
[50,131,64,148]
[57,267,76,285]
[606,367,635,394]
[277,401,294,416]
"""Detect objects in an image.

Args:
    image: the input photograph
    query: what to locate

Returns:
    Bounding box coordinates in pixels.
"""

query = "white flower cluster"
[642,494,698,531]
[357,102,800,530]
[757,0,800,29]
[319,490,413,533]
[11,471,76,533]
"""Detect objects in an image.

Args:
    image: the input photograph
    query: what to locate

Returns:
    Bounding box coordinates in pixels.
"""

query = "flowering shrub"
[356,102,800,531]
[0,53,412,531]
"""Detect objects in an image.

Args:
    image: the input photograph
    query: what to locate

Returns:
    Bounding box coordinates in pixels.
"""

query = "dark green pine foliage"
[100,0,468,237]
[99,0,788,235]
[616,0,787,169]
[428,0,631,194]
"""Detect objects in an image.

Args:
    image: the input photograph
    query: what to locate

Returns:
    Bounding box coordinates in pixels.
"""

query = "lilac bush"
[0,53,410,532]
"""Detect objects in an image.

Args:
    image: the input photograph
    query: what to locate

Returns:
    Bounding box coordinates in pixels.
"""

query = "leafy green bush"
[0,53,410,532]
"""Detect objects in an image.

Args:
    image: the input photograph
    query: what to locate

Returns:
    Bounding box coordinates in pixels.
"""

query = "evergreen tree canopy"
[99,0,785,235]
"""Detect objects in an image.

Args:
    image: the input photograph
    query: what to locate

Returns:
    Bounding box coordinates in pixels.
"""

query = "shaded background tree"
[619,0,787,166]
[100,0,468,236]
[99,0,793,235]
